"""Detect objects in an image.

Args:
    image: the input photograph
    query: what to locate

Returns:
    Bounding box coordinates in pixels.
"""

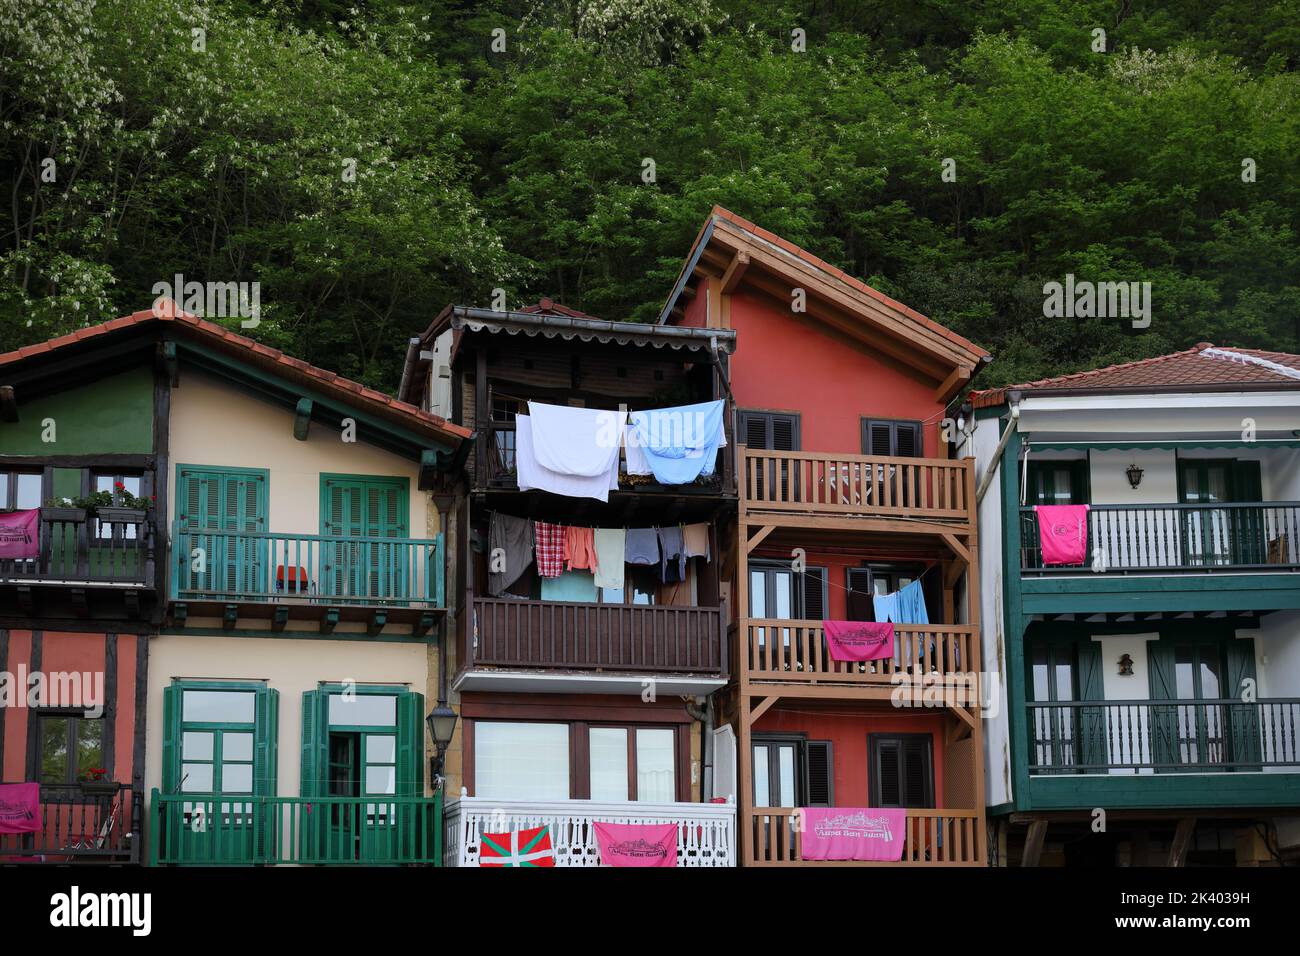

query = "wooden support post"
[321,608,339,635]
[293,398,313,441]
[271,605,288,632]
[222,604,238,630]
[368,610,387,636]
[1022,819,1048,868]
[1168,817,1197,867]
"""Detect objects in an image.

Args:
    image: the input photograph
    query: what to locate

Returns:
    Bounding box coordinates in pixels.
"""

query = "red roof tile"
[0,305,471,444]
[970,344,1300,408]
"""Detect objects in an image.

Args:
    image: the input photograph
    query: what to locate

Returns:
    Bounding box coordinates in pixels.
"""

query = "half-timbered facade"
[661,207,991,865]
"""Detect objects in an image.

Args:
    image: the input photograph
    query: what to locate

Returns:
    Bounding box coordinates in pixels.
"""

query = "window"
[0,470,41,512]
[862,419,923,458]
[599,566,660,606]
[739,410,800,451]
[37,713,105,785]
[846,564,926,622]
[749,561,826,620]
[92,471,145,539]
[1025,459,1089,506]
[588,726,676,802]
[868,734,934,808]
[162,681,277,797]
[751,736,833,808]
[326,693,399,797]
[475,722,570,801]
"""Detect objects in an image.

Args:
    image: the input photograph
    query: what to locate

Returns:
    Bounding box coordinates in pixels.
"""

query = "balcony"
[1019,502,1300,574]
[148,792,442,865]
[745,807,983,866]
[443,793,736,867]
[741,448,974,526]
[169,524,445,628]
[740,619,980,700]
[458,598,727,694]
[0,784,141,864]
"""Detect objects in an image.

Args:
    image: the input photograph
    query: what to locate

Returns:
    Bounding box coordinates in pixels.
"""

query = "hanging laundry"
[1035,504,1090,566]
[541,570,598,602]
[516,414,621,502]
[478,824,556,867]
[528,401,625,475]
[593,528,626,591]
[628,400,726,485]
[0,509,39,561]
[873,579,929,625]
[563,525,599,573]
[534,521,567,578]
[800,807,906,862]
[488,513,534,596]
[593,821,678,867]
[623,424,653,477]
[682,522,711,561]
[0,782,40,834]
[624,528,660,566]
[657,525,686,583]
[823,621,895,661]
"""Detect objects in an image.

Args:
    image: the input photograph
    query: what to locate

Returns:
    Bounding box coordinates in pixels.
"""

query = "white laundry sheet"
[527,401,625,477]
[516,414,621,502]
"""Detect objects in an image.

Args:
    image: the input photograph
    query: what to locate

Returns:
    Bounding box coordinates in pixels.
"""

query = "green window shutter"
[1076,640,1108,770]
[161,683,182,794]
[300,690,327,798]
[255,686,279,797]
[1224,638,1262,767]
[1147,641,1179,770]
[396,691,425,798]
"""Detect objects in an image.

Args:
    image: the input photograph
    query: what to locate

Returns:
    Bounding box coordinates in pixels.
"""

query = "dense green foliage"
[3,0,1298,390]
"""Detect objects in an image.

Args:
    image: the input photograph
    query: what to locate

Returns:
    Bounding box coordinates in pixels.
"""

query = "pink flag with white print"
[800,807,907,861]
[0,509,38,560]
[823,621,895,661]
[1035,504,1090,566]
[0,783,40,834]
[593,821,678,867]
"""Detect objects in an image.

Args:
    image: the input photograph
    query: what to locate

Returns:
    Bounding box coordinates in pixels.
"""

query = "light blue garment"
[873,580,929,625]
[629,400,725,485]
[540,571,598,603]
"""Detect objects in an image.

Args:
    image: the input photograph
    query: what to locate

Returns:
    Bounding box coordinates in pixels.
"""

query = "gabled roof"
[658,206,990,395]
[0,304,470,447]
[970,344,1300,409]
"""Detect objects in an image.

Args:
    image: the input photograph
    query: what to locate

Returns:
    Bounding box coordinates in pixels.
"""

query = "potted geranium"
[78,768,119,795]
[41,495,95,524]
[96,482,151,527]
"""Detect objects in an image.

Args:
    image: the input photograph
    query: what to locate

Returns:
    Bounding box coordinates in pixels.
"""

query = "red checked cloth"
[534,522,567,578]
[479,824,556,867]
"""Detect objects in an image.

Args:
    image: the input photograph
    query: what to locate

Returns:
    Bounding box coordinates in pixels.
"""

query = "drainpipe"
[975,391,1022,506]
[684,695,714,800]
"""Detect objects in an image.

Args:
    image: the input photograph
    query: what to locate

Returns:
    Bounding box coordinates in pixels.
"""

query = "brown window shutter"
[805,740,834,807]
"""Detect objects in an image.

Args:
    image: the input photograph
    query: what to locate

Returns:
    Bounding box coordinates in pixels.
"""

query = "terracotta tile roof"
[970,344,1300,408]
[0,303,471,444]
[676,206,989,365]
[517,297,603,321]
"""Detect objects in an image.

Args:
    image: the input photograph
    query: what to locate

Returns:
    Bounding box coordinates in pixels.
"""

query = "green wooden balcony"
[148,791,441,866]
[169,523,445,610]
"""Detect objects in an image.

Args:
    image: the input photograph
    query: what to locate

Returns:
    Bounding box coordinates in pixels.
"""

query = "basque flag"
[479,824,555,867]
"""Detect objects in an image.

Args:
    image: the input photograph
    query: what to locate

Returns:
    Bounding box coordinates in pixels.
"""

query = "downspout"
[975,391,1022,506]
[684,695,714,800]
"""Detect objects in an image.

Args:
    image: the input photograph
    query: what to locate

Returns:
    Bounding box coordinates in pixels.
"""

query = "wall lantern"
[1125,462,1144,489]
[1118,653,1134,676]
[426,705,459,782]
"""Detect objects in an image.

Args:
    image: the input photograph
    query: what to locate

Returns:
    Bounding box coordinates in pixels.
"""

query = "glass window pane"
[365,735,396,762]
[222,764,253,793]
[328,694,397,727]
[589,728,629,801]
[365,765,396,795]
[76,719,104,775]
[223,732,253,761]
[182,690,256,723]
[750,571,766,617]
[1200,651,1221,699]
[15,473,41,510]
[777,745,797,807]
[474,722,569,801]
[40,717,70,784]
[1175,647,1195,698]
[181,763,214,792]
[752,745,770,807]
[773,573,792,619]
[635,728,675,802]
[183,731,214,760]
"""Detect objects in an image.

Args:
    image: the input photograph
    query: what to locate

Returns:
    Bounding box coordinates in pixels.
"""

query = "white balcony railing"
[443,791,736,867]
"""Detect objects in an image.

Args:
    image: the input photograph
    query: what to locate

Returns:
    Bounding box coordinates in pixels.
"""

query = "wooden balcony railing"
[149,791,442,865]
[746,807,983,866]
[742,619,980,692]
[741,448,972,523]
[1020,502,1300,573]
[170,524,445,608]
[0,783,141,864]
[444,793,736,867]
[471,597,725,673]
[1028,698,1300,774]
[0,511,153,586]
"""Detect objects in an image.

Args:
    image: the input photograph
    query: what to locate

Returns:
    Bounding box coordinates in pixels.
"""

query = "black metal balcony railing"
[0,784,141,863]
[0,512,153,586]
[1020,502,1300,573]
[1027,699,1300,774]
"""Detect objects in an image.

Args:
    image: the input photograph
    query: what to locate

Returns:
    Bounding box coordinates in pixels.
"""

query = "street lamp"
[426,705,458,785]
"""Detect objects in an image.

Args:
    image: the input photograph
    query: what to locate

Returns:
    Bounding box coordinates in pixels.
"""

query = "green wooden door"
[1148,636,1259,772]
[176,467,268,598]
[320,476,408,602]
[1177,460,1261,566]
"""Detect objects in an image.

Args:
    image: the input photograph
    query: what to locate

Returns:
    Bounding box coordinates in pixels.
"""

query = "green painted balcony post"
[148,789,161,867]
